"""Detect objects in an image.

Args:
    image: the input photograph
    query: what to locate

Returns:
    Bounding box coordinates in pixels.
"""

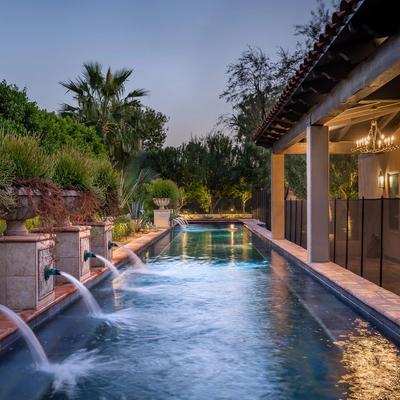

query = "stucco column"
[307,125,330,263]
[271,153,285,239]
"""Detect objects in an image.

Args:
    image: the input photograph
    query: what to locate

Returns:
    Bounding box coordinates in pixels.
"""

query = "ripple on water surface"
[0,224,399,399]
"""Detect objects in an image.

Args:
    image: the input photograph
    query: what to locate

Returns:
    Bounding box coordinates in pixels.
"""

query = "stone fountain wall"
[0,235,55,310]
[54,226,91,282]
[86,221,113,267]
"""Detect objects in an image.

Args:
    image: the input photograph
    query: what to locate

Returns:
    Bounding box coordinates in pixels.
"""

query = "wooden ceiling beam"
[283,141,354,155]
[327,102,400,127]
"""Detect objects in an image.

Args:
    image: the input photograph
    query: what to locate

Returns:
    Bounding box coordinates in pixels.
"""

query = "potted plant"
[148,179,179,210]
[0,134,63,235]
[52,147,98,225]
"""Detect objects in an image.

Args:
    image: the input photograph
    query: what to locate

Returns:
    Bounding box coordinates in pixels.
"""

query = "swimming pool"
[0,224,399,399]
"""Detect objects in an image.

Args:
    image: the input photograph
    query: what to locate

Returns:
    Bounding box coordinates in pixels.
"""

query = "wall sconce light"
[378,170,385,188]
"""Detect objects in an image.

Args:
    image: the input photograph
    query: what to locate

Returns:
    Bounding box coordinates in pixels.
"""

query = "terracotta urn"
[153,198,170,210]
[61,190,82,226]
[0,187,42,236]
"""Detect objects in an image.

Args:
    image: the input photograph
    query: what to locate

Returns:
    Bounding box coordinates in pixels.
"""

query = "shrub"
[25,216,41,231]
[0,154,15,188]
[52,147,93,191]
[91,158,120,216]
[0,134,52,180]
[92,158,119,193]
[147,179,179,200]
[0,155,16,213]
[112,215,135,241]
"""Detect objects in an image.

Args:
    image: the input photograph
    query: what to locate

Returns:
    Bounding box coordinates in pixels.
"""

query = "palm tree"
[60,62,147,156]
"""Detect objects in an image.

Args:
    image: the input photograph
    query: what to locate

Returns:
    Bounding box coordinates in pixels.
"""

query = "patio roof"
[253,0,400,148]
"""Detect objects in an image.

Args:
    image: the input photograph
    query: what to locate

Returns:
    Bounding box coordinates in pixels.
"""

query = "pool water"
[0,224,399,399]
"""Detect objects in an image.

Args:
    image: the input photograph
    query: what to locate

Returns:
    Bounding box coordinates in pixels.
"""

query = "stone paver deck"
[0,228,169,348]
[242,219,400,339]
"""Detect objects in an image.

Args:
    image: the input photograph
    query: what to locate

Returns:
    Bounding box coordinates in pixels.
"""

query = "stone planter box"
[0,234,55,310]
[53,226,92,283]
[154,209,171,228]
[85,220,113,268]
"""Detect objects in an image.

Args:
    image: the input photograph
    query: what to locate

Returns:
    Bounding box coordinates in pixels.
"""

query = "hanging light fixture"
[352,119,399,153]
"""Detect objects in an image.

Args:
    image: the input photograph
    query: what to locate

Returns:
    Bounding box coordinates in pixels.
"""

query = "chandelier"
[352,119,399,153]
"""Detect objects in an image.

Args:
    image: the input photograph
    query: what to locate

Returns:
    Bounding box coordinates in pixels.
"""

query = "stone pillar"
[54,226,92,282]
[86,220,113,268]
[0,234,55,310]
[307,125,330,263]
[271,153,285,239]
[154,209,171,228]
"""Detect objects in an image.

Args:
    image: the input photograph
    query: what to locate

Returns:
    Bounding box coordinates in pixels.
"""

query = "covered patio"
[252,0,400,296]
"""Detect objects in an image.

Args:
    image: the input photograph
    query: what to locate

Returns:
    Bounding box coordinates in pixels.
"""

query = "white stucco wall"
[358,147,400,199]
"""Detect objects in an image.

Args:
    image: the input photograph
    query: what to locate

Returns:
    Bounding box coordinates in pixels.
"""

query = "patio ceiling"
[326,100,400,128]
[253,0,400,150]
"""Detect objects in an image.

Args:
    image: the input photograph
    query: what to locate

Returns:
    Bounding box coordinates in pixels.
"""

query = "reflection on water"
[1,224,400,399]
[336,319,400,400]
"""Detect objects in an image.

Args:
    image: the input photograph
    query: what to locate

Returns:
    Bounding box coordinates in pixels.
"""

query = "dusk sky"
[1,0,317,145]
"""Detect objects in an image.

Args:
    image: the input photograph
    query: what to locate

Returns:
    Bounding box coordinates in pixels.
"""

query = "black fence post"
[360,197,365,277]
[268,191,271,231]
[284,200,287,239]
[345,197,349,269]
[299,200,303,248]
[333,199,337,263]
[294,200,298,245]
[264,190,267,227]
[289,200,293,242]
[379,196,384,287]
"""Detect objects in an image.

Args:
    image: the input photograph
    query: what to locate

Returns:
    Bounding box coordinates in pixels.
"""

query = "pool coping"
[0,227,173,353]
[242,219,400,344]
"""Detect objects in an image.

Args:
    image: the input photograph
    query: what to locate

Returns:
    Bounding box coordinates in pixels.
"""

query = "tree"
[220,1,339,143]
[203,132,237,212]
[182,183,212,213]
[60,62,168,168]
[285,155,307,199]
[140,108,168,152]
[145,146,183,184]
[60,62,146,142]
[234,141,270,190]
[330,155,358,199]
[220,47,285,141]
[221,1,358,200]
[294,0,339,53]
[0,80,106,156]
[231,178,252,213]
[144,132,270,213]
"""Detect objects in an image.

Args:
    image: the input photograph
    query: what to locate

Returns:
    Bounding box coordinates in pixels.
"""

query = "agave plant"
[118,158,158,216]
